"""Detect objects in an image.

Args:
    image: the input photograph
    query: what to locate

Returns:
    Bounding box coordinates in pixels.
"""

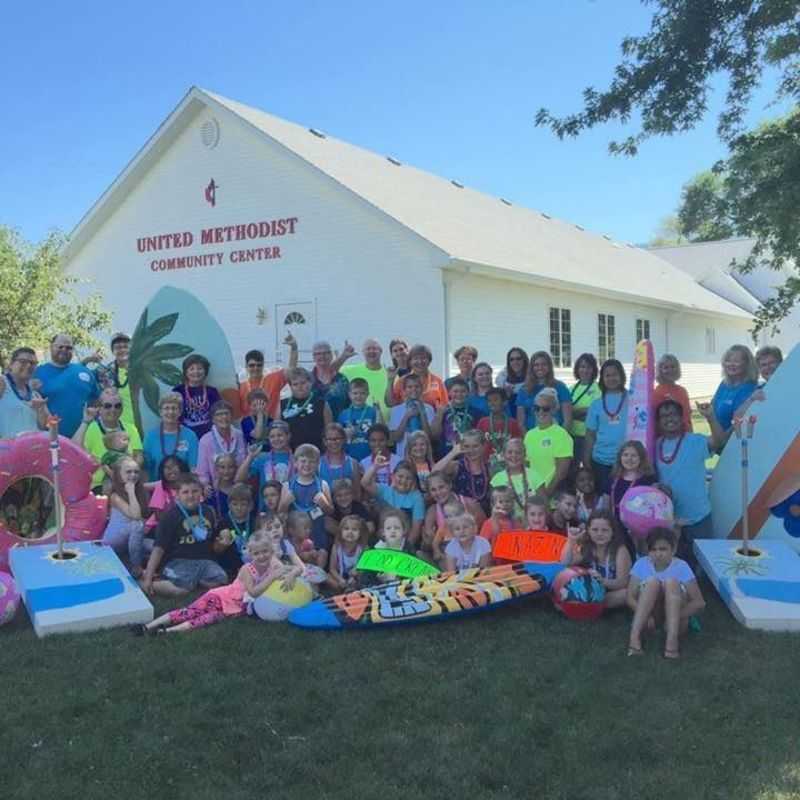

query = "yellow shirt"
[84,419,143,488]
[523,424,574,486]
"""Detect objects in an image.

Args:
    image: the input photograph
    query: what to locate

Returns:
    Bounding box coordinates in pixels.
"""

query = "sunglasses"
[102,402,123,410]
[533,405,553,413]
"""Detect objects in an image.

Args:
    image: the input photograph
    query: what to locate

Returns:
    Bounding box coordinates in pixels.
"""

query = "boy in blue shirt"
[338,377,380,461]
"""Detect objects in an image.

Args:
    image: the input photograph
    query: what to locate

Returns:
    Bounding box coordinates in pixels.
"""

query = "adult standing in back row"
[341,339,390,418]
[34,334,100,438]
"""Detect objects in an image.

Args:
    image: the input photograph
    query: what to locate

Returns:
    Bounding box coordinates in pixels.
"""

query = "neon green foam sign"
[356,549,440,578]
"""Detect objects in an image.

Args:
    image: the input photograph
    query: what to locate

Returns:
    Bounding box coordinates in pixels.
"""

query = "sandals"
[664,648,680,660]
[627,645,644,657]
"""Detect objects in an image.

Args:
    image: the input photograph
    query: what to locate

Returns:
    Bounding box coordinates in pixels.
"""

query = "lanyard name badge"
[177,501,208,542]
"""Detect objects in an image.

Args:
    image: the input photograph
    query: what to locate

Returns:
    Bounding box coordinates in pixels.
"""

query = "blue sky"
[1,0,784,247]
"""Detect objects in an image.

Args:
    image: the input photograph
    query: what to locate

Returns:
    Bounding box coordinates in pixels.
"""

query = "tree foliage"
[0,226,111,366]
[536,1,800,333]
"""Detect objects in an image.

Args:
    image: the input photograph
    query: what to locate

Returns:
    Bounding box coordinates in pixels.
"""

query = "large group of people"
[0,331,785,655]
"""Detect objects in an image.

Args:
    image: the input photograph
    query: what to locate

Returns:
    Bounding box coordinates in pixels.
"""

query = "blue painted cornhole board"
[10,541,153,637]
[695,539,800,631]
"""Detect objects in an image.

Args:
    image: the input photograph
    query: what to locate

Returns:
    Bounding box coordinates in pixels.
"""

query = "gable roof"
[64,86,750,320]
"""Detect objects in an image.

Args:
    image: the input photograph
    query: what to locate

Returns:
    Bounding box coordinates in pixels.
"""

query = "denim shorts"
[162,558,228,590]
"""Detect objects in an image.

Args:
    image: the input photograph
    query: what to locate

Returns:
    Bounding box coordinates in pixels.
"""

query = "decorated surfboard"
[129,286,240,434]
[626,339,656,459]
[288,561,558,630]
[709,343,800,548]
[492,530,567,564]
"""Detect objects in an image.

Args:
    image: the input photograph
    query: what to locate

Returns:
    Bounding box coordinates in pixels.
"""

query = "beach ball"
[619,486,674,540]
[551,567,605,621]
[252,579,313,622]
[0,571,20,626]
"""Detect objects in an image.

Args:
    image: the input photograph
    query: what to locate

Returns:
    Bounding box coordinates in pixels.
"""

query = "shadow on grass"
[2,580,800,800]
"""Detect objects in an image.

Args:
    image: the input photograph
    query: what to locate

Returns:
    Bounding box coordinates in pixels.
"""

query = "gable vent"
[200,118,220,149]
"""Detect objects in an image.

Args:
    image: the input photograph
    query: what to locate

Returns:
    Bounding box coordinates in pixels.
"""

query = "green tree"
[536,0,800,333]
[676,170,737,242]
[0,226,111,365]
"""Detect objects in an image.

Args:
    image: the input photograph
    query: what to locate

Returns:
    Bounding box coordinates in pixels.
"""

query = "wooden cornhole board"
[10,541,153,637]
[695,538,800,631]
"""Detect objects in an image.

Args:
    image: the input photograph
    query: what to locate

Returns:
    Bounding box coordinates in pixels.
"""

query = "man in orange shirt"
[237,333,298,420]
[386,344,449,409]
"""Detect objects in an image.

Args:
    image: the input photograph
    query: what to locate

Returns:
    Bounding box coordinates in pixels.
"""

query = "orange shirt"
[652,383,693,432]
[238,370,287,419]
[391,371,449,408]
[479,515,513,546]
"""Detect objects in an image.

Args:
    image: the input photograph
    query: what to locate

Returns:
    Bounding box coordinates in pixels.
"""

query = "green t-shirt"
[569,381,601,437]
[341,363,389,418]
[523,424,574,487]
[490,467,546,518]
[84,419,143,488]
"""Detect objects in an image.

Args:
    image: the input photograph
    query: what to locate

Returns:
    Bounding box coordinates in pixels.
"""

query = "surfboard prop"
[288,561,556,630]
[626,339,656,459]
[356,549,440,578]
[492,530,566,563]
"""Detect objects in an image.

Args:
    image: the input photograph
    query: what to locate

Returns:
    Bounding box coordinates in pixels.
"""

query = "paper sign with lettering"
[356,549,440,578]
[492,530,567,563]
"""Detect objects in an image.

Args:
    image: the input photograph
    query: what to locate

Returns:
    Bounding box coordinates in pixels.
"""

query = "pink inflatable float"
[0,433,107,571]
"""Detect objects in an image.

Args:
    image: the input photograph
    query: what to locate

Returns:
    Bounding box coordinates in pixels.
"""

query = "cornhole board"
[710,343,800,549]
[10,541,153,637]
[626,339,656,459]
[695,538,800,631]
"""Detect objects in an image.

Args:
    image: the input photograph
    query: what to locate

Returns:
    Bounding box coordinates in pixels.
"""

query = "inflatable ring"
[0,433,108,570]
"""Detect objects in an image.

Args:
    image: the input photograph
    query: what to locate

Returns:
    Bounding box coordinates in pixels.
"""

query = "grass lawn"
[3,579,800,800]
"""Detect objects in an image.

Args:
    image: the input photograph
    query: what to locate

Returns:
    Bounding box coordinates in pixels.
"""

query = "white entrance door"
[275,301,316,365]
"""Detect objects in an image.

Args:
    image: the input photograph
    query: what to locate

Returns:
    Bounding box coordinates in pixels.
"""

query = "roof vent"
[387,156,402,166]
[603,234,612,241]
[309,128,326,139]
[500,198,512,206]
[451,180,464,188]
[541,213,552,220]
[574,224,585,231]
[200,118,220,149]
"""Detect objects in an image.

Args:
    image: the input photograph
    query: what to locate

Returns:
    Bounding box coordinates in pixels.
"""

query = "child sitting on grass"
[627,527,706,659]
[141,473,227,597]
[548,487,579,534]
[445,513,492,572]
[573,510,631,609]
[135,529,285,635]
[328,514,368,592]
[374,509,411,583]
[479,485,515,546]
[286,510,327,569]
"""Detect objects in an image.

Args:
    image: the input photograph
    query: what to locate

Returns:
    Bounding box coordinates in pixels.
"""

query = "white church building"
[63,86,761,397]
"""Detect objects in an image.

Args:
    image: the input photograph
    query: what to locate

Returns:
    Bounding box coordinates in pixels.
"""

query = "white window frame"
[549,307,572,368]
[598,313,616,361]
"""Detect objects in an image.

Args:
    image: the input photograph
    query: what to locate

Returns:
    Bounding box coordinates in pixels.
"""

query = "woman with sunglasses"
[237,333,298,420]
[73,388,143,492]
[522,387,574,497]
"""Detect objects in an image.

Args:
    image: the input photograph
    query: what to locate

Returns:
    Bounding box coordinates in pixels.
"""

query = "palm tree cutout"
[128,309,194,432]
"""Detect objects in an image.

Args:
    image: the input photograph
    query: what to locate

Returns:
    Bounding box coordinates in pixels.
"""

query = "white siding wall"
[66,106,448,370]
[445,271,752,398]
